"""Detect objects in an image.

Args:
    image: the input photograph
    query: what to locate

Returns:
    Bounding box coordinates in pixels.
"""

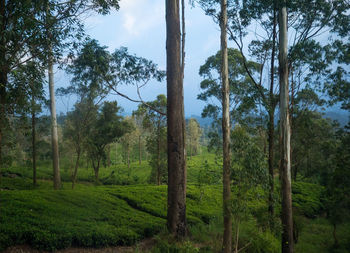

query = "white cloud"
[120,0,164,37]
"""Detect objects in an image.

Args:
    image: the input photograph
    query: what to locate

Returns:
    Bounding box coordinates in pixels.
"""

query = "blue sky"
[55,0,221,117]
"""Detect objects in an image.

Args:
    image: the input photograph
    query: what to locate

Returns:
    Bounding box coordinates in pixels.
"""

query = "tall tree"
[220,0,232,252]
[278,1,293,252]
[166,0,187,237]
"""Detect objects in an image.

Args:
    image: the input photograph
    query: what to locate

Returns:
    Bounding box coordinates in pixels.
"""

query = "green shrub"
[292,182,325,218]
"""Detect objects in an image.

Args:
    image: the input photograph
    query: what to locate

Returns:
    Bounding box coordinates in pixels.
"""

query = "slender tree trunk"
[157,126,161,185]
[0,71,6,174]
[166,0,187,237]
[72,149,80,189]
[221,0,232,252]
[139,135,142,165]
[48,53,61,190]
[93,158,100,182]
[268,108,275,224]
[234,222,240,253]
[268,3,277,227]
[107,145,111,167]
[31,94,37,186]
[333,223,338,248]
[47,2,61,190]
[279,1,294,252]
[293,165,298,181]
[0,0,6,174]
[127,147,130,176]
[190,138,192,159]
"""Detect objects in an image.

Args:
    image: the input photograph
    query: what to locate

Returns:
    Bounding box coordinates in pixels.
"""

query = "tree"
[0,0,120,180]
[166,0,187,237]
[325,131,350,249]
[86,101,131,182]
[132,110,148,165]
[63,99,98,189]
[186,118,202,158]
[230,125,268,253]
[220,0,232,251]
[134,95,167,185]
[119,117,137,175]
[196,0,350,228]
[278,1,293,252]
[10,61,46,186]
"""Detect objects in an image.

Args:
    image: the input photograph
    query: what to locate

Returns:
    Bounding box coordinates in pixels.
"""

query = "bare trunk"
[268,3,277,227]
[47,2,61,190]
[72,150,80,189]
[190,138,192,159]
[234,222,240,253]
[157,126,161,185]
[166,0,187,238]
[107,145,111,167]
[93,158,100,182]
[127,147,130,179]
[48,53,61,190]
[268,109,275,220]
[0,0,6,172]
[279,2,294,252]
[221,0,232,252]
[139,135,142,165]
[0,71,6,173]
[333,223,338,248]
[31,94,37,186]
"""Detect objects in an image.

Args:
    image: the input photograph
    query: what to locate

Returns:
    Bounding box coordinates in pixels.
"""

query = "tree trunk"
[221,0,232,252]
[0,0,6,173]
[234,222,240,253]
[72,149,80,189]
[157,126,161,185]
[48,52,61,190]
[139,135,142,165]
[127,147,130,179]
[31,93,37,186]
[268,3,277,228]
[268,108,276,224]
[0,71,6,174]
[279,1,294,252]
[106,145,111,167]
[166,0,187,238]
[190,137,193,159]
[93,158,100,182]
[333,223,338,248]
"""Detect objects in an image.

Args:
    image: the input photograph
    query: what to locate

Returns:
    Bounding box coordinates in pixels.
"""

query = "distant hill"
[323,110,349,127]
[186,115,213,127]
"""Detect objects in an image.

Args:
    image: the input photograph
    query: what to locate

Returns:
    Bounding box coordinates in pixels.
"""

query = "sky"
[55,0,221,117]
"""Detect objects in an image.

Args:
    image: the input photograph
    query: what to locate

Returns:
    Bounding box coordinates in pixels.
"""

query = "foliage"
[134,95,167,185]
[198,48,259,124]
[292,182,325,218]
[186,118,202,157]
[86,101,132,181]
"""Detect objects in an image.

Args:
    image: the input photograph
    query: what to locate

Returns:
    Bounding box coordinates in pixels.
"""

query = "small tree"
[186,118,202,158]
[134,95,167,185]
[230,125,268,253]
[86,101,131,182]
[63,99,98,188]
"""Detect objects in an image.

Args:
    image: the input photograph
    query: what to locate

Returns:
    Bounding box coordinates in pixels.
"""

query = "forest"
[0,0,349,252]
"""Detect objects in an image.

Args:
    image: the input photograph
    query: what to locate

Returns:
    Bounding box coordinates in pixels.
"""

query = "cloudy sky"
[55,0,221,117]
